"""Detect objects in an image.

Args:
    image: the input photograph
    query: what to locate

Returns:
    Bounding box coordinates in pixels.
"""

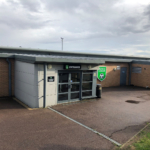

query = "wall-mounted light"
[88,65,92,69]
[47,64,52,69]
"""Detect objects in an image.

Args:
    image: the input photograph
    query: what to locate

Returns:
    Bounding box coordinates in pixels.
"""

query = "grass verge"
[116,124,150,150]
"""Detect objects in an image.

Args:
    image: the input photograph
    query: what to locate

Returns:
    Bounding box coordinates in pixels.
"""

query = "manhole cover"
[126,100,140,104]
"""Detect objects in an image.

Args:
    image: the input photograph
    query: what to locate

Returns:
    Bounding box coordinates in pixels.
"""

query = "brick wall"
[97,62,129,87]
[131,63,150,88]
[0,58,14,97]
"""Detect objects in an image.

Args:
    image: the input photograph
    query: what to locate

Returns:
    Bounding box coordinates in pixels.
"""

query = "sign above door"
[64,64,81,70]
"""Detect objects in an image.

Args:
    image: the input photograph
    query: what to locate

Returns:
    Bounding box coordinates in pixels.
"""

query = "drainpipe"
[6,58,12,96]
[43,63,47,108]
[128,62,132,86]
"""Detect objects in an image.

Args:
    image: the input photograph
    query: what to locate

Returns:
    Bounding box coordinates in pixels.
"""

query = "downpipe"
[43,63,47,108]
[6,58,12,96]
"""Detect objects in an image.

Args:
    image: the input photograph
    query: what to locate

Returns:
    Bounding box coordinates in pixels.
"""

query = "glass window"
[71,84,80,92]
[71,93,79,99]
[71,73,80,82]
[58,94,68,101]
[83,74,92,82]
[59,73,69,83]
[82,91,92,97]
[82,82,92,90]
[59,84,68,93]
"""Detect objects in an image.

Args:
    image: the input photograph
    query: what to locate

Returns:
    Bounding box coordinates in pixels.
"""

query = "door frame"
[120,67,127,86]
[57,70,82,103]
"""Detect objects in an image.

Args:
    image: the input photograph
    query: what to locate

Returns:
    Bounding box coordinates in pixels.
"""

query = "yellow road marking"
[13,97,36,110]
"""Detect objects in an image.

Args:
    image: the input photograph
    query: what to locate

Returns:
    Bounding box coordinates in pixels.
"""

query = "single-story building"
[0,46,150,108]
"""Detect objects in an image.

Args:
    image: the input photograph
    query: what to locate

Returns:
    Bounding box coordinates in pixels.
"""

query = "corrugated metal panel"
[132,67,142,73]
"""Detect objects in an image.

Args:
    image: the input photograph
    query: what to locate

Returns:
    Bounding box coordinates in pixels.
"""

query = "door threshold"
[57,98,99,106]
[57,99,80,105]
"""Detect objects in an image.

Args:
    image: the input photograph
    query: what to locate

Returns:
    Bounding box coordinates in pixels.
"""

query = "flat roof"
[0,46,150,60]
[14,54,105,64]
[0,52,133,64]
[0,46,149,64]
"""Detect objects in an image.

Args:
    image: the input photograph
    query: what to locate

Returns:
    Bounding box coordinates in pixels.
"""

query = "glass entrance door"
[58,72,81,103]
[70,72,80,100]
[58,73,69,102]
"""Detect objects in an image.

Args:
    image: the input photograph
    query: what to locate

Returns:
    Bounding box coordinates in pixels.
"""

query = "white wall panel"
[15,61,38,108]
[15,89,38,108]
[38,64,60,107]
[15,81,37,96]
[37,65,44,108]
[15,61,35,74]
[15,71,35,85]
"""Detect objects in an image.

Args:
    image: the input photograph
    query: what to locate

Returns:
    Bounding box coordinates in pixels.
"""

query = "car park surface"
[0,98,114,150]
[0,86,150,150]
[52,86,150,144]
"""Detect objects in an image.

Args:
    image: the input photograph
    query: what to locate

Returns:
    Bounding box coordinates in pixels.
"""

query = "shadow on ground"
[0,98,25,109]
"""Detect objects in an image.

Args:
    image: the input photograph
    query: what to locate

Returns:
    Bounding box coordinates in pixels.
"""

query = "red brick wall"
[0,58,14,97]
[97,62,129,87]
[131,63,150,88]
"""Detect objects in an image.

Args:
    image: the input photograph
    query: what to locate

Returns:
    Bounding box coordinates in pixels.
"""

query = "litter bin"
[96,84,102,98]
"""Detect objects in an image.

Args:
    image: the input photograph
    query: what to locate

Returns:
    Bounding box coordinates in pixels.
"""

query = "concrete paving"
[0,98,114,150]
[52,86,150,144]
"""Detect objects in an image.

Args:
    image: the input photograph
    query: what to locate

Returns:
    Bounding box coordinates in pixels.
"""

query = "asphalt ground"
[0,86,150,150]
[52,86,150,145]
[0,98,114,150]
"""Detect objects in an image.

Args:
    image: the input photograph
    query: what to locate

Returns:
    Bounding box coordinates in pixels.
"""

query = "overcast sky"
[0,0,150,56]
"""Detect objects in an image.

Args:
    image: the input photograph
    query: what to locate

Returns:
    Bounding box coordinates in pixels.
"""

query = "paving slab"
[0,98,114,150]
[52,86,150,144]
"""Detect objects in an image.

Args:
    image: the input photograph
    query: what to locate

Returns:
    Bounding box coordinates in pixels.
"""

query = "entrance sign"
[64,64,81,70]
[48,76,55,82]
[97,66,106,81]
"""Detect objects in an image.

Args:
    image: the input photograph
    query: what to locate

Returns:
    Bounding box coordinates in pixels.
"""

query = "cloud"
[0,0,150,56]
[0,0,57,30]
[19,0,42,12]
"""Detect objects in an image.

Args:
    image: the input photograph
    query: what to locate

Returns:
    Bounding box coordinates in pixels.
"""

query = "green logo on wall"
[66,65,69,69]
[97,66,106,81]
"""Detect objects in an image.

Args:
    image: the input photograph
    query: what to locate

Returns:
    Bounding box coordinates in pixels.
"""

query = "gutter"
[6,58,12,96]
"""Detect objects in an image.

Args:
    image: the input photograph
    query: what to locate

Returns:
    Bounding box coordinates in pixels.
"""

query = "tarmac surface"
[0,86,150,150]
[52,86,150,144]
[0,98,114,150]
